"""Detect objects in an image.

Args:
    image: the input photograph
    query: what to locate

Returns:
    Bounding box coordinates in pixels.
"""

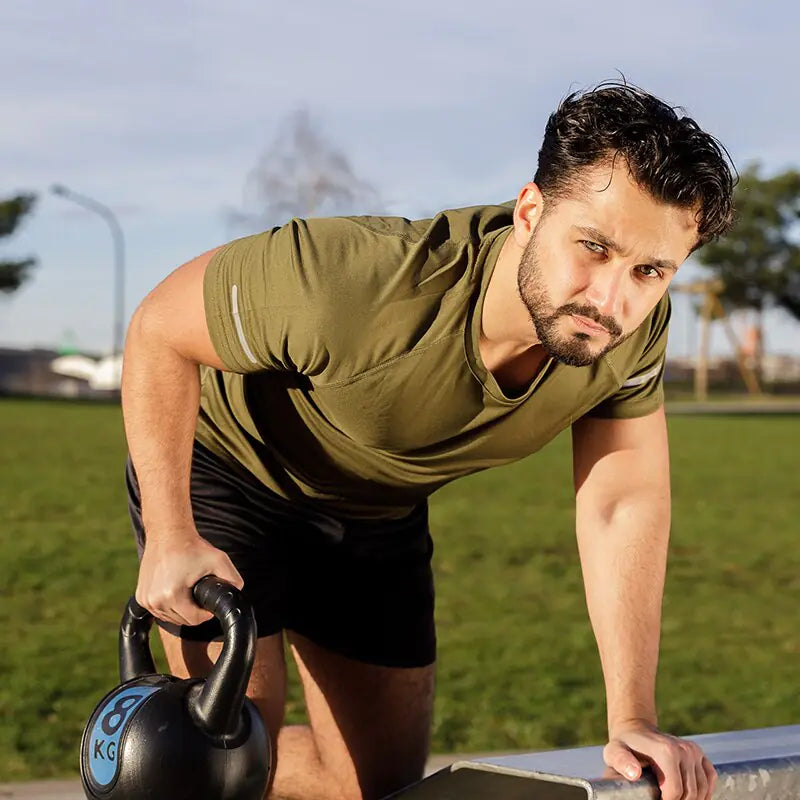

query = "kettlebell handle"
[119,576,257,738]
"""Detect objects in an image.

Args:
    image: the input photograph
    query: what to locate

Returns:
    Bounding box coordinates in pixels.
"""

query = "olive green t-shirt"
[198,204,670,519]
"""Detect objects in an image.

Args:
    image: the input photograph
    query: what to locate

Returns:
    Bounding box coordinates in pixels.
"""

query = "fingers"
[136,535,245,627]
[699,756,716,800]
[136,585,214,627]
[657,740,714,800]
[603,740,643,780]
[692,757,709,800]
[605,732,716,800]
[679,752,698,800]
[215,552,245,591]
[682,741,715,800]
[652,743,682,800]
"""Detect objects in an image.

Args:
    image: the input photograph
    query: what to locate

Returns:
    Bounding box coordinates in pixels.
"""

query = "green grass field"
[1,398,798,781]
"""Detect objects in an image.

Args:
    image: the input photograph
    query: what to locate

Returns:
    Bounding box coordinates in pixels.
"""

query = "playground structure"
[672,279,762,400]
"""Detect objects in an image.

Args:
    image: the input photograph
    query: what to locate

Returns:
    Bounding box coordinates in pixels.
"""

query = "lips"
[570,314,609,334]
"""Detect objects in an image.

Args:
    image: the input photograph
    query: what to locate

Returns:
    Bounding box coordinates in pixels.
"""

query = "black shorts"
[126,442,436,668]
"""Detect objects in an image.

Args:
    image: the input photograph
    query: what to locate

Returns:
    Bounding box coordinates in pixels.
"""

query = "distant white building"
[50,353,123,391]
[0,347,120,398]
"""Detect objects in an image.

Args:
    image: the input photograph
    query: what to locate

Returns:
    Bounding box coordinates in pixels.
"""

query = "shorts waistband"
[191,440,429,543]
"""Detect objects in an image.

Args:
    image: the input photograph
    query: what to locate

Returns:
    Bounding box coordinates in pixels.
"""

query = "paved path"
[0,754,477,799]
[0,781,84,799]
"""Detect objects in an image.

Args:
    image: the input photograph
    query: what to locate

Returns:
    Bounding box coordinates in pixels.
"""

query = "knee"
[308,774,421,800]
[269,724,425,800]
[359,768,425,800]
[344,756,426,800]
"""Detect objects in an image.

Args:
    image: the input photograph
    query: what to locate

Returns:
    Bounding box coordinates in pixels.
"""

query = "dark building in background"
[0,347,118,399]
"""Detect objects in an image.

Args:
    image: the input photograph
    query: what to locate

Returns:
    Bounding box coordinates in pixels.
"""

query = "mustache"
[555,303,623,337]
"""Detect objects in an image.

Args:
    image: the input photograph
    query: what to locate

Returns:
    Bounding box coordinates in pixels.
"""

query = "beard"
[517,231,631,367]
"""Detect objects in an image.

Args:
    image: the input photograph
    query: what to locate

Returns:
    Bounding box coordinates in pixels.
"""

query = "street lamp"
[51,184,126,356]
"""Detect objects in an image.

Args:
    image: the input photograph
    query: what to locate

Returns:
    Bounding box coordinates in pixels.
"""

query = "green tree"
[0,193,38,293]
[696,164,800,319]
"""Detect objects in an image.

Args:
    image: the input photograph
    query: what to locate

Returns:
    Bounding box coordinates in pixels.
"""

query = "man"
[123,82,735,800]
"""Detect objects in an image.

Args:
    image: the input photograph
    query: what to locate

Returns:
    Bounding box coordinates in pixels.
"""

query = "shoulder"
[283,203,514,301]
[296,202,515,255]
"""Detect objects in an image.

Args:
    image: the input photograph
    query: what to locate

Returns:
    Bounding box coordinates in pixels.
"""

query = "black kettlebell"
[80,576,270,800]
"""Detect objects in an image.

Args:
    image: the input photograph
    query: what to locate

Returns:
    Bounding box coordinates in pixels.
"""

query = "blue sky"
[2,0,799,357]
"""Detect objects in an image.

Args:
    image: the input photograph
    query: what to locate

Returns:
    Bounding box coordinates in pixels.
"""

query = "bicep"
[131,247,228,370]
[571,407,670,511]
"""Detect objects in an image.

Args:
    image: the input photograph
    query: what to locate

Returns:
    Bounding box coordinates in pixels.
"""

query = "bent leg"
[159,628,288,793]
[160,628,434,800]
[272,632,435,800]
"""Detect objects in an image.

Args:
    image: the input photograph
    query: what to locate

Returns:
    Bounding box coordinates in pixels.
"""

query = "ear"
[512,182,545,247]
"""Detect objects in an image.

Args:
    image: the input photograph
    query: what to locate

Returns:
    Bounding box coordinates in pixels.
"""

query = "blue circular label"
[86,685,159,789]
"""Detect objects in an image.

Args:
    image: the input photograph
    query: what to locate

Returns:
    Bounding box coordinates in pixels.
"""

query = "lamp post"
[51,184,126,356]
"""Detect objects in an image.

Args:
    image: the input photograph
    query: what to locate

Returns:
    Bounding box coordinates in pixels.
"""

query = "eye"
[635,265,664,280]
[580,240,606,255]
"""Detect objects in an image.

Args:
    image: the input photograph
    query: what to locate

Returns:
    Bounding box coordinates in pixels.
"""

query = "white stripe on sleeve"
[231,284,258,364]
[621,360,663,389]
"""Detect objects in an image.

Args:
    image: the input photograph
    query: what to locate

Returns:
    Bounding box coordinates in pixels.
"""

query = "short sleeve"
[203,220,328,374]
[587,294,671,419]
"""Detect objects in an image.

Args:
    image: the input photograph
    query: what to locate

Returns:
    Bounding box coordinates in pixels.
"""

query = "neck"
[482,233,540,350]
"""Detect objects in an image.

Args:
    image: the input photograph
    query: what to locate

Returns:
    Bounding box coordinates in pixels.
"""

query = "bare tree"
[228,109,380,231]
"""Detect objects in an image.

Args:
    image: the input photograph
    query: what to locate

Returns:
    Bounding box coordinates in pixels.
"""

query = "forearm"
[121,304,200,536]
[576,492,670,733]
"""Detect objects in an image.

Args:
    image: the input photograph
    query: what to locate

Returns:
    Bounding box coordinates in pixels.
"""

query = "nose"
[585,267,625,318]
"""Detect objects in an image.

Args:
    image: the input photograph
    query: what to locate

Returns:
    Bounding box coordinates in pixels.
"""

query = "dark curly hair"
[534,81,736,247]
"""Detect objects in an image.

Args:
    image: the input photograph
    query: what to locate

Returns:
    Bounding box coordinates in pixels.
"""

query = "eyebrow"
[576,226,679,272]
